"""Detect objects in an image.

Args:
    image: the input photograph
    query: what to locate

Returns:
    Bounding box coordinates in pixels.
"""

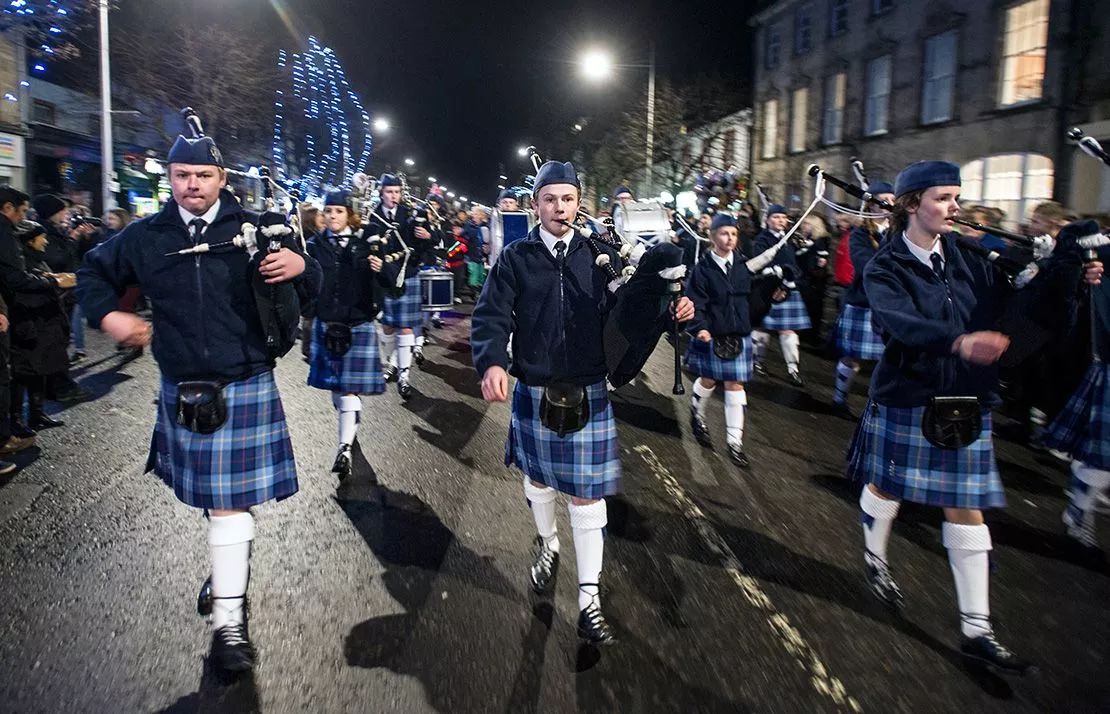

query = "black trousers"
[0,328,10,442]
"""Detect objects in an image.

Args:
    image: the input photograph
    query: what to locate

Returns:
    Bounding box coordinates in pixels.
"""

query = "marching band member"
[77,132,321,674]
[372,173,432,401]
[497,189,519,213]
[685,214,757,468]
[831,181,895,418]
[305,190,393,480]
[751,204,809,386]
[472,160,693,645]
[846,161,1098,674]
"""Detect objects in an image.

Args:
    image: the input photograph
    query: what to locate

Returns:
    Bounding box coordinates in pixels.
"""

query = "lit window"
[791,87,808,152]
[865,55,892,136]
[762,98,779,159]
[822,73,846,145]
[999,0,1048,106]
[922,30,957,124]
[959,153,1054,224]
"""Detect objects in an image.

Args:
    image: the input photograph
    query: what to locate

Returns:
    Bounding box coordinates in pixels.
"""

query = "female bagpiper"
[751,204,810,386]
[306,190,394,479]
[472,160,693,645]
[831,181,895,419]
[685,214,757,468]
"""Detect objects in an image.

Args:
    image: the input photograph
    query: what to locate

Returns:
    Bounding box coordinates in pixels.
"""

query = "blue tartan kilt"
[306,319,385,395]
[836,304,885,361]
[1043,363,1109,469]
[505,380,622,499]
[846,400,1005,510]
[381,276,423,328]
[759,291,811,331]
[685,336,753,383]
[146,370,299,510]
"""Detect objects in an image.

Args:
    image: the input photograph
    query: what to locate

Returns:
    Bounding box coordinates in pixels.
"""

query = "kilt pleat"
[685,336,753,383]
[146,370,298,510]
[307,319,386,395]
[381,276,423,328]
[1043,363,1109,469]
[759,291,811,331]
[846,400,1005,510]
[505,380,621,499]
[836,304,885,361]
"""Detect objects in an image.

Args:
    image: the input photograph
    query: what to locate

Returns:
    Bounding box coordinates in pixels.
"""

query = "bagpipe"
[352,172,409,298]
[1066,128,1110,363]
[169,108,301,359]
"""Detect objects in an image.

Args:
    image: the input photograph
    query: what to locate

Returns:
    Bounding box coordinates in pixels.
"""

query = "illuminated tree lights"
[1,0,85,75]
[273,36,373,199]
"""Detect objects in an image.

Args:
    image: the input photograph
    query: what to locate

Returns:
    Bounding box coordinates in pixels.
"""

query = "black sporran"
[324,322,353,356]
[540,382,590,437]
[176,381,228,435]
[713,334,744,360]
[921,396,982,450]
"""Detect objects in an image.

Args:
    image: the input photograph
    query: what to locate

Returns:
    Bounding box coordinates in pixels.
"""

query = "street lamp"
[373,117,390,132]
[427,176,437,183]
[579,50,613,83]
[404,157,415,167]
[516,146,528,157]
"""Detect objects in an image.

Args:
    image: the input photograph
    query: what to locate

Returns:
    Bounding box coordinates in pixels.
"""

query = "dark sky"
[100,0,763,200]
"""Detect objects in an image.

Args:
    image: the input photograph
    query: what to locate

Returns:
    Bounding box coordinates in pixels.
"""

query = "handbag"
[540,382,590,437]
[175,381,228,434]
[712,334,744,360]
[921,396,982,450]
[324,322,353,357]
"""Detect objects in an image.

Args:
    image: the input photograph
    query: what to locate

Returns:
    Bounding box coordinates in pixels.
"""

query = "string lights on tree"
[273,36,373,199]
[1,0,87,77]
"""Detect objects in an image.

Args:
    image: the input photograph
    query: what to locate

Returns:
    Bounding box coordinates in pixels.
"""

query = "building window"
[864,55,892,136]
[795,3,813,55]
[922,30,957,124]
[790,87,808,153]
[822,73,846,145]
[829,0,848,36]
[872,0,894,14]
[960,153,1054,224]
[723,128,737,164]
[762,98,778,159]
[32,99,55,125]
[765,25,781,69]
[999,0,1049,107]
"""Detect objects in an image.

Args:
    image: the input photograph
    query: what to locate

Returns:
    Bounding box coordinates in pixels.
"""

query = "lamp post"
[98,0,115,212]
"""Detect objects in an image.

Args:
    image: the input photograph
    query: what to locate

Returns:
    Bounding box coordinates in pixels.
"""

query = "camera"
[69,214,103,229]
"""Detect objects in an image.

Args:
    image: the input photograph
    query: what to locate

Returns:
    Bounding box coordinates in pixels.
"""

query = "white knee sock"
[379,329,397,369]
[1067,461,1110,528]
[397,333,415,380]
[780,332,801,373]
[724,389,747,447]
[834,359,859,404]
[943,522,993,638]
[569,500,607,610]
[692,379,715,418]
[208,512,255,629]
[416,333,426,349]
[751,330,770,364]
[523,476,559,553]
[860,487,900,563]
[332,392,361,447]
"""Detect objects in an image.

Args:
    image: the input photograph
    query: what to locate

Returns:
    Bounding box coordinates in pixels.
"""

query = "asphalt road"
[0,309,1105,713]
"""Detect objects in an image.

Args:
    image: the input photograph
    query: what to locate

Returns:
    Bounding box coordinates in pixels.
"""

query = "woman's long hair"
[887,190,925,240]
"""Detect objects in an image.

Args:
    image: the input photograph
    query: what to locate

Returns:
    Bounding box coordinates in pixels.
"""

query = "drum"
[420,269,455,312]
[490,209,535,252]
[613,201,672,246]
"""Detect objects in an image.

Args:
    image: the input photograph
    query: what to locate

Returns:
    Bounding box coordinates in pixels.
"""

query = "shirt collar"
[709,249,733,273]
[178,199,221,230]
[901,231,945,267]
[539,225,573,257]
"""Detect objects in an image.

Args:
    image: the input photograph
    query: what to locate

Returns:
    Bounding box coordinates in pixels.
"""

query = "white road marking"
[634,444,863,713]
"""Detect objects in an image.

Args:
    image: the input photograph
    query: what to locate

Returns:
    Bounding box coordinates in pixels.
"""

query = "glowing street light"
[516,146,528,157]
[579,49,613,82]
[373,117,390,132]
[404,157,415,167]
[427,176,437,183]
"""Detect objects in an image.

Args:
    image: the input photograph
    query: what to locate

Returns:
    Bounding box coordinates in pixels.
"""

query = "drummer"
[489,189,519,267]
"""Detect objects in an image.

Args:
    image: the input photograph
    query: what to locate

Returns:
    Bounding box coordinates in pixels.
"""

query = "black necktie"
[930,252,944,280]
[725,260,733,275]
[189,217,206,244]
[387,209,395,222]
[554,240,566,265]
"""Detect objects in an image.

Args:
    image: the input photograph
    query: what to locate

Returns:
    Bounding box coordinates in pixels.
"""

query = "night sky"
[88,0,762,201]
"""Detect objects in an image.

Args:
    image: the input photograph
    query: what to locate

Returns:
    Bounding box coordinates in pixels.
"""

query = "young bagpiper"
[305,190,394,479]
[831,181,895,418]
[685,214,757,468]
[472,160,693,644]
[751,204,810,386]
[77,133,321,674]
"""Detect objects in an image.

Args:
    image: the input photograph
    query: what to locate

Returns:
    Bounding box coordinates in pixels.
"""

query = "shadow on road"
[155,652,262,714]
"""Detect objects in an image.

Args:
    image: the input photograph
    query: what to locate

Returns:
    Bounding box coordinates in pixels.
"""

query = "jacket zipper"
[192,227,210,362]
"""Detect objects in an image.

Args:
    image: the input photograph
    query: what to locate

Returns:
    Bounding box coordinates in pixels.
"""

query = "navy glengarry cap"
[612,184,633,199]
[324,190,351,207]
[379,173,402,188]
[167,135,224,167]
[867,180,895,196]
[711,213,737,232]
[532,161,580,196]
[765,204,787,217]
[894,161,961,197]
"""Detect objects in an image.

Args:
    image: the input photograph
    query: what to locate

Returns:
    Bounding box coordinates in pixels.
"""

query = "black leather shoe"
[383,364,398,383]
[413,348,425,367]
[831,401,855,421]
[211,623,256,674]
[398,379,414,401]
[529,535,559,594]
[959,632,1036,676]
[54,386,92,404]
[0,460,16,475]
[10,421,36,439]
[864,552,904,611]
[197,576,212,616]
[577,600,615,645]
[753,362,768,379]
[788,371,806,387]
[29,412,64,429]
[728,443,750,468]
[332,444,352,481]
[690,408,712,448]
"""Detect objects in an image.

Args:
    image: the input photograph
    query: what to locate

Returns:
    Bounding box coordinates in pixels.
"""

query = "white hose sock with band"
[724,389,747,447]
[751,330,770,364]
[860,487,900,563]
[379,328,397,370]
[208,512,255,629]
[569,499,607,610]
[780,331,801,373]
[523,476,559,553]
[943,522,993,638]
[692,378,715,418]
[834,359,859,404]
[1067,461,1110,533]
[332,393,361,447]
[397,333,415,380]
